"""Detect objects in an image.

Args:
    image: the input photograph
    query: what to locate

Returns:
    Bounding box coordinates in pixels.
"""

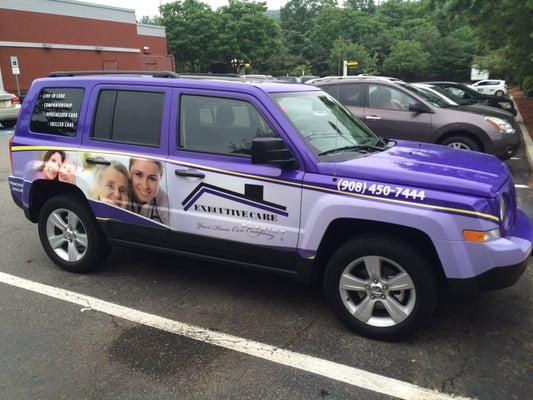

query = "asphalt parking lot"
[0,125,532,400]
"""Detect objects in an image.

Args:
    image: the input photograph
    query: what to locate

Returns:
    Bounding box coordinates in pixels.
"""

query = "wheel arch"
[27,180,89,222]
[313,218,446,285]
[436,130,485,152]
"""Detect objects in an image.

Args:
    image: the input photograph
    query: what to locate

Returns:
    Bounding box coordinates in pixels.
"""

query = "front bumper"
[447,255,529,296]
[446,208,532,296]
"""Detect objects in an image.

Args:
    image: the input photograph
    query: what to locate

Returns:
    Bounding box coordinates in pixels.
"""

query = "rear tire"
[38,194,110,272]
[495,90,504,97]
[324,236,437,340]
[1,120,16,128]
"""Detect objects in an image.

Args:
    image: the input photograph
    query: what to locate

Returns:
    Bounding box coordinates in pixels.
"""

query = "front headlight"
[485,116,515,134]
[499,192,514,234]
[463,193,513,243]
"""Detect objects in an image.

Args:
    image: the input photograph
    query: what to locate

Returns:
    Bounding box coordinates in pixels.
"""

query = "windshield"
[428,85,468,105]
[272,91,383,157]
[400,82,451,108]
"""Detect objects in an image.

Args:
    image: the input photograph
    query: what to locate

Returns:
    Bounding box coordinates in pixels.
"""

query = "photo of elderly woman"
[127,158,169,225]
[94,160,130,209]
[34,150,66,180]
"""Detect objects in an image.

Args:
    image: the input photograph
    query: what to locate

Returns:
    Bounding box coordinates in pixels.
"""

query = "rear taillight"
[9,135,14,174]
[11,96,20,105]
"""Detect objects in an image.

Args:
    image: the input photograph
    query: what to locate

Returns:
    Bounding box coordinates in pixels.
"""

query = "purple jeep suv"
[8,71,532,340]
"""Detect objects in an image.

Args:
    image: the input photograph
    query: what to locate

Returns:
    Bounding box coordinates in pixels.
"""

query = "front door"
[362,83,433,142]
[166,91,303,268]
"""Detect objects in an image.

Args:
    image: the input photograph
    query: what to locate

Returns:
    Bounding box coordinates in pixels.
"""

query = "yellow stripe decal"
[12,145,498,222]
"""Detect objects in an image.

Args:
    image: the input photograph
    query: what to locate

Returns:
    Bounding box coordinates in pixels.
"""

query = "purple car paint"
[8,72,531,340]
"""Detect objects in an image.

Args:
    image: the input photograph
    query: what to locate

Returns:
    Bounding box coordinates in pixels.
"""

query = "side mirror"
[408,102,430,113]
[251,137,297,168]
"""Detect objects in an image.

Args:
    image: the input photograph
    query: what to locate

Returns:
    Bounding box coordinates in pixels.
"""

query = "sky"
[85,0,287,18]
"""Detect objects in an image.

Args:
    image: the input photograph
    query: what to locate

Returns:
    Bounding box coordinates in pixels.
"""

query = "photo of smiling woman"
[34,150,66,180]
[127,158,169,225]
[58,156,77,184]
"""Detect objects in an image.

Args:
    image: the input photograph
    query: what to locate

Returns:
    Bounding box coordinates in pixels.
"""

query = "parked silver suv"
[313,77,520,159]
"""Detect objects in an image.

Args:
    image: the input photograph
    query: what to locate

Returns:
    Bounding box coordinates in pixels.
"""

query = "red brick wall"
[0,8,170,93]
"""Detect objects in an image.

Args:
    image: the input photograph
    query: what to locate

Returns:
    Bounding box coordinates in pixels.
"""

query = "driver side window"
[368,84,413,111]
[179,95,276,156]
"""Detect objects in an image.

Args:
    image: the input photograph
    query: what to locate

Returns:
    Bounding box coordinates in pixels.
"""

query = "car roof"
[309,76,404,85]
[37,71,322,96]
[419,81,460,84]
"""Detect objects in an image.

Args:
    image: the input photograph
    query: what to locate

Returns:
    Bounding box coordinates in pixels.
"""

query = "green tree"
[329,41,375,75]
[429,0,533,83]
[382,40,430,80]
[306,6,375,75]
[212,0,282,73]
[138,15,161,24]
[404,21,475,80]
[343,0,376,13]
[160,0,218,72]
[280,0,336,68]
[375,0,422,28]
[428,28,476,80]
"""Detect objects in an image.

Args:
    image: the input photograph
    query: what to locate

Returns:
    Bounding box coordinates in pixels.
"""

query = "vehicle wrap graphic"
[182,182,288,220]
[11,147,169,227]
[11,145,499,224]
[169,158,500,224]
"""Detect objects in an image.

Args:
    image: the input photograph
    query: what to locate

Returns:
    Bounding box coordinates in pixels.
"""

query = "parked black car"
[419,81,517,116]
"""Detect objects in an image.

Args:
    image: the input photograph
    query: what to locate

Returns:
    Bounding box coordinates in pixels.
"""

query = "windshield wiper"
[318,143,385,156]
[371,136,389,147]
[304,132,340,140]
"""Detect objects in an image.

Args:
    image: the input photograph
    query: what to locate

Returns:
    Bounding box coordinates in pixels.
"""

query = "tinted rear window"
[92,89,163,147]
[323,83,362,107]
[30,88,84,136]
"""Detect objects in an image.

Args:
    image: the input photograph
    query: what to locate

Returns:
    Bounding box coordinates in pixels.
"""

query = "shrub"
[522,76,533,97]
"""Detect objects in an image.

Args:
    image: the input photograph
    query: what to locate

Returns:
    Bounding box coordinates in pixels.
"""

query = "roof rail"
[48,70,181,78]
[47,71,245,81]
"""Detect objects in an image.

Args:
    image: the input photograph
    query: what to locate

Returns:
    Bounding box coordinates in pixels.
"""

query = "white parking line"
[0,271,472,400]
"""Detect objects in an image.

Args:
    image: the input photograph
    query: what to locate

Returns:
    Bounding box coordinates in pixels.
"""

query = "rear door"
[80,84,171,232]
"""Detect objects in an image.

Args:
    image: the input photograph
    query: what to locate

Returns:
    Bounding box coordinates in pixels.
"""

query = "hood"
[327,141,509,198]
[456,104,514,120]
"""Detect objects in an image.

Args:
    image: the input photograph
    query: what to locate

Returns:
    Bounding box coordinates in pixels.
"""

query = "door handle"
[365,116,382,120]
[175,168,205,178]
[85,157,111,165]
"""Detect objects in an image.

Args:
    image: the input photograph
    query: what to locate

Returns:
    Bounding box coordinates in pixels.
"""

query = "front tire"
[439,135,480,152]
[324,236,437,340]
[38,194,110,272]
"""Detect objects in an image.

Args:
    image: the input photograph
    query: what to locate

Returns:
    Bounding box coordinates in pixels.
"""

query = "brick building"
[0,0,173,94]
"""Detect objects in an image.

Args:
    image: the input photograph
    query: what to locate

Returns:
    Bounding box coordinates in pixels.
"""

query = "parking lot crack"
[441,358,467,394]
[282,318,316,349]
